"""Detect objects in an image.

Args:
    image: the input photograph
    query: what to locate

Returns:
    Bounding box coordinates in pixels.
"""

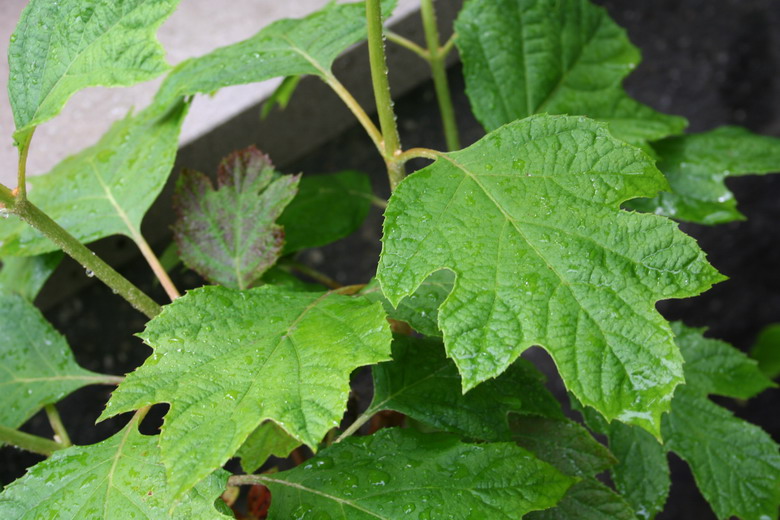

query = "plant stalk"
[45,404,72,447]
[0,190,161,319]
[323,74,384,156]
[0,424,64,456]
[131,231,181,301]
[420,0,460,151]
[366,0,405,191]
[15,129,34,200]
[385,31,428,60]
[334,406,377,443]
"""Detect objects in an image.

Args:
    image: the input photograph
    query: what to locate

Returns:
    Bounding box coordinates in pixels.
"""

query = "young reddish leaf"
[173,147,299,289]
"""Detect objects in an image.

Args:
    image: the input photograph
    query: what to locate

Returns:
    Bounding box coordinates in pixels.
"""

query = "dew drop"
[85,269,94,278]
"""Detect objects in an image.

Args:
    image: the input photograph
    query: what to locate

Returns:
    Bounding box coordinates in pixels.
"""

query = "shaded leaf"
[0,102,188,256]
[101,285,391,498]
[751,324,780,380]
[260,76,302,119]
[526,480,635,520]
[378,114,723,436]
[0,252,62,301]
[9,0,178,139]
[237,421,301,474]
[629,127,780,224]
[263,428,575,519]
[455,0,685,144]
[173,147,299,289]
[0,421,231,519]
[370,336,562,441]
[279,170,373,253]
[0,292,116,429]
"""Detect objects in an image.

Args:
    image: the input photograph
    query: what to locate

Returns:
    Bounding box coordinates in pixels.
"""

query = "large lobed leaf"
[173,147,299,289]
[378,114,723,436]
[0,102,188,257]
[263,428,575,519]
[629,126,780,225]
[0,292,117,430]
[0,252,62,301]
[0,422,231,519]
[455,0,685,144]
[9,0,179,139]
[101,285,391,498]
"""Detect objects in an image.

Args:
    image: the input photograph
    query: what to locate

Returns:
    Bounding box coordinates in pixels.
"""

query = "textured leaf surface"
[102,285,391,498]
[0,103,188,256]
[264,428,574,519]
[660,324,780,520]
[526,480,635,520]
[153,0,395,110]
[455,0,685,143]
[0,252,61,301]
[378,115,723,435]
[362,271,454,337]
[279,171,373,253]
[237,421,301,474]
[0,422,231,519]
[173,147,298,289]
[371,336,562,441]
[0,292,115,429]
[751,324,780,379]
[8,0,178,138]
[629,127,780,224]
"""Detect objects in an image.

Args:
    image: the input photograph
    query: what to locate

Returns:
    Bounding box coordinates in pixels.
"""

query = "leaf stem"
[16,129,34,201]
[366,0,405,191]
[130,230,181,301]
[385,31,429,60]
[286,261,342,290]
[0,189,161,319]
[0,424,64,456]
[420,0,460,151]
[397,147,443,163]
[322,74,384,157]
[334,406,378,443]
[228,474,269,486]
[45,404,72,447]
[440,33,456,58]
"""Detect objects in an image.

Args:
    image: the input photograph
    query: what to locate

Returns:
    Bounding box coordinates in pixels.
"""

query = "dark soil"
[3,2,780,519]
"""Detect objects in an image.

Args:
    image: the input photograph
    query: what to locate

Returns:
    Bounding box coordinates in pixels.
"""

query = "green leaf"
[0,102,188,257]
[101,285,391,498]
[279,170,373,253]
[237,421,301,474]
[361,271,454,337]
[378,114,723,436]
[751,324,780,379]
[173,147,299,290]
[263,428,575,519]
[0,252,62,301]
[628,127,780,224]
[370,335,562,441]
[0,421,231,519]
[526,480,635,520]
[153,0,396,110]
[8,0,179,138]
[0,292,116,429]
[260,76,302,119]
[455,0,685,144]
[508,414,615,478]
[657,324,780,520]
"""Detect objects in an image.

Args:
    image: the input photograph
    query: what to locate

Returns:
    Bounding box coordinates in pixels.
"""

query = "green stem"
[0,424,64,456]
[397,147,443,163]
[45,404,72,447]
[386,31,429,60]
[131,230,181,301]
[228,474,269,486]
[421,0,460,151]
[322,74,384,157]
[16,129,34,201]
[334,406,378,443]
[366,0,405,191]
[441,33,456,58]
[286,261,342,290]
[0,190,161,319]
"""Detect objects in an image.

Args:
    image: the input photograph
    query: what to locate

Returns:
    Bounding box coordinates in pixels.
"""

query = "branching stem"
[322,74,384,156]
[386,31,428,60]
[334,406,378,443]
[0,424,64,456]
[45,404,72,447]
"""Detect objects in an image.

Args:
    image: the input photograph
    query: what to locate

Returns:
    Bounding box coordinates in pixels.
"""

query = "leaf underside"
[0,252,62,301]
[237,420,301,474]
[378,114,723,436]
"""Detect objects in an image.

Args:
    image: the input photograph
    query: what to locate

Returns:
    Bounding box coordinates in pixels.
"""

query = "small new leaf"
[173,147,299,289]
[237,421,301,474]
[0,422,231,519]
[378,115,723,436]
[263,428,575,519]
[9,0,179,139]
[101,285,391,498]
[0,292,116,429]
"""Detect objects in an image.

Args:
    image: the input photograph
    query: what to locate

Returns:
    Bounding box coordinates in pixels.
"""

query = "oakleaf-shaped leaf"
[0,422,231,519]
[455,0,686,144]
[751,324,780,379]
[370,335,562,441]
[0,252,62,301]
[237,421,301,474]
[0,102,188,257]
[152,0,396,110]
[279,170,373,253]
[101,285,391,498]
[628,127,780,225]
[9,0,179,139]
[378,114,723,436]
[0,292,118,429]
[263,428,575,519]
[173,147,298,289]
